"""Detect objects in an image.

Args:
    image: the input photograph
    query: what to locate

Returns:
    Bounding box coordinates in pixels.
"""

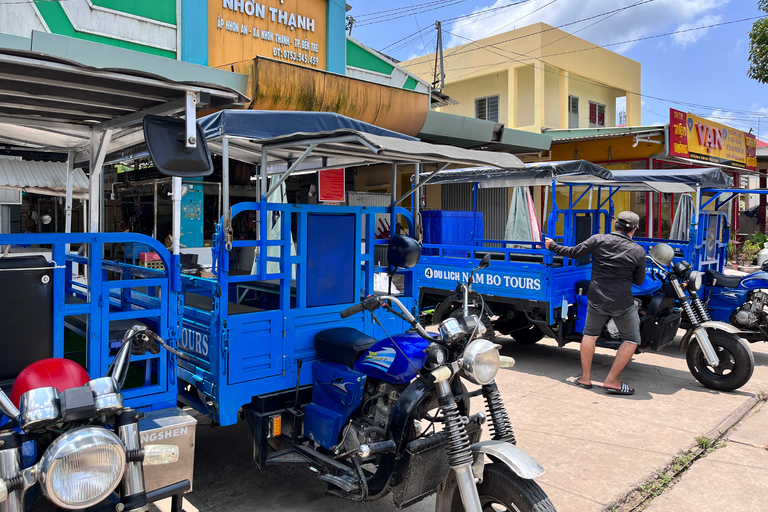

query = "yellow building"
[401,22,641,132]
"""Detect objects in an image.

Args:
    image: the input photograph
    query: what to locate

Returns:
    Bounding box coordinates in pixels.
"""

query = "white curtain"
[504,187,541,243]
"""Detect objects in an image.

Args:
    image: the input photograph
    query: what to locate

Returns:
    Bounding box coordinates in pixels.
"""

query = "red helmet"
[10,359,90,407]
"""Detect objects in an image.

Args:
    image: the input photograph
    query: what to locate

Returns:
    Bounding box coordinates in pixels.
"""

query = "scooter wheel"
[686,331,754,392]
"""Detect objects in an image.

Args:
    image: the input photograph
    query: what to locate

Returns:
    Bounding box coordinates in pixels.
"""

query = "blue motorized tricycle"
[169,110,556,512]
[414,163,754,391]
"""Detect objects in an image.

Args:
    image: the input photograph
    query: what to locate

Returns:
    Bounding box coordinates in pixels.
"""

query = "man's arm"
[545,236,595,259]
[633,253,646,285]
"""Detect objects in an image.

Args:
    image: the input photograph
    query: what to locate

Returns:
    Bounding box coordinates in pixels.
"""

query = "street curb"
[703,392,765,440]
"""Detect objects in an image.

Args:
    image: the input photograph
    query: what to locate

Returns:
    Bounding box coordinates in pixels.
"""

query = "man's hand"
[544,238,555,250]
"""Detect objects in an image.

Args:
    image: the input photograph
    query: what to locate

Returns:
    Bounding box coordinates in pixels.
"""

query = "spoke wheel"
[686,330,754,391]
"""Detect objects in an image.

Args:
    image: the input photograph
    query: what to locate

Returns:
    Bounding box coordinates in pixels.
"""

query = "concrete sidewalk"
[644,403,768,512]
[153,336,768,512]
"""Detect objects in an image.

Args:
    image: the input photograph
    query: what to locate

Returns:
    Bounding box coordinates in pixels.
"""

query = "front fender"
[700,320,742,334]
[471,440,546,482]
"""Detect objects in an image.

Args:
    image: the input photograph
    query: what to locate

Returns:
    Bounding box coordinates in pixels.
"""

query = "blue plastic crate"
[421,210,483,257]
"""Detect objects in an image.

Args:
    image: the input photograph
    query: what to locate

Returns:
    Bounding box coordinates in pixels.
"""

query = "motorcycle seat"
[315,327,378,367]
[705,270,742,289]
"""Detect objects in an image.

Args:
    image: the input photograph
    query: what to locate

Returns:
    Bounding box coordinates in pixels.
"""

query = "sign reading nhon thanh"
[208,0,327,69]
[669,108,757,171]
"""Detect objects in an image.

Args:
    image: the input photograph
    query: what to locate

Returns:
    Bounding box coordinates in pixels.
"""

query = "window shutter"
[475,98,487,120]
[488,96,499,122]
[589,103,597,125]
[597,104,606,126]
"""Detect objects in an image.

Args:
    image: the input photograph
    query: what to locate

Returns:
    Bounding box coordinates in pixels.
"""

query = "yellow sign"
[209,0,327,69]
[669,109,757,171]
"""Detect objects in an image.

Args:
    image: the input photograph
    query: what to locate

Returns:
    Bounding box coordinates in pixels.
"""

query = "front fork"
[676,282,720,367]
[435,379,482,512]
[0,433,23,512]
[115,410,149,512]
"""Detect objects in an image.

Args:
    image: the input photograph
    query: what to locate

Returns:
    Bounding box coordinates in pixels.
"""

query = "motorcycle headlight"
[688,271,704,292]
[38,427,126,509]
[0,477,7,503]
[461,339,501,385]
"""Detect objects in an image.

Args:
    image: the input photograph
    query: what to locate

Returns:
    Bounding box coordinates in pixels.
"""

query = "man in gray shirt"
[545,211,646,395]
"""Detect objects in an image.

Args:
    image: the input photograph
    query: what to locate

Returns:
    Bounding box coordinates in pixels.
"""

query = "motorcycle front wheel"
[686,330,754,391]
[450,464,556,512]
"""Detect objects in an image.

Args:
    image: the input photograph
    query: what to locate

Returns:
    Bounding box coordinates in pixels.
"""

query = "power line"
[357,0,471,27]
[432,16,768,120]
[354,0,460,19]
[403,0,658,68]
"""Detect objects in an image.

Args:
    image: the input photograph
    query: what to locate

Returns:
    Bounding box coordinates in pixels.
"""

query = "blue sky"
[348,0,768,139]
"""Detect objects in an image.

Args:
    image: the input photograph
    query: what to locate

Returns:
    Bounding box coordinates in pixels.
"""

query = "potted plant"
[739,241,761,272]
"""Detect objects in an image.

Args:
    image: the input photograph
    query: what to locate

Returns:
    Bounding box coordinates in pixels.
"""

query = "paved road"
[153,335,768,512]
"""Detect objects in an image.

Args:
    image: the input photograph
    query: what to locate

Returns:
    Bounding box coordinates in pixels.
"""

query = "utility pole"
[433,21,446,92]
[346,15,355,35]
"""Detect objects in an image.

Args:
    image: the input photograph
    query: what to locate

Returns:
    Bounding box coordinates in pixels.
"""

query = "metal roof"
[0,31,248,159]
[418,111,552,153]
[0,158,89,199]
[198,110,525,173]
[544,125,666,143]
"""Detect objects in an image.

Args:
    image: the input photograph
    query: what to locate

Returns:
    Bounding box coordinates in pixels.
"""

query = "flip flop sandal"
[574,378,593,389]
[604,382,634,395]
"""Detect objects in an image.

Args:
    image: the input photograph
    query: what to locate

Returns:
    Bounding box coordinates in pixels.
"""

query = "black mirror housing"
[479,253,491,269]
[143,115,213,177]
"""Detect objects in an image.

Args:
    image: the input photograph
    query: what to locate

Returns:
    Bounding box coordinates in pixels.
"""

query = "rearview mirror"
[479,253,491,269]
[143,115,213,177]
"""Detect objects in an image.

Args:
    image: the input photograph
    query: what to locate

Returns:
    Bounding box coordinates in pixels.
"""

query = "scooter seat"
[705,270,742,289]
[315,327,378,367]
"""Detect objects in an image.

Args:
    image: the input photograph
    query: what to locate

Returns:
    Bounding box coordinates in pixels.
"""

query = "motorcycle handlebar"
[340,295,380,319]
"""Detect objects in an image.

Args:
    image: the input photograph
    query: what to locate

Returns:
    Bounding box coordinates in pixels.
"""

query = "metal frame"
[0,42,244,408]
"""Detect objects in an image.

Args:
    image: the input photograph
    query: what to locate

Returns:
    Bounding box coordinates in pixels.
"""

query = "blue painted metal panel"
[305,360,366,450]
[0,232,179,411]
[176,202,419,426]
[307,213,356,307]
[180,180,204,247]
[326,0,346,74]
[181,0,208,65]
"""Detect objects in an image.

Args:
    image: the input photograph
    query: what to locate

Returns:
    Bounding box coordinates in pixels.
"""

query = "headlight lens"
[461,339,501,385]
[39,427,126,509]
[688,271,704,291]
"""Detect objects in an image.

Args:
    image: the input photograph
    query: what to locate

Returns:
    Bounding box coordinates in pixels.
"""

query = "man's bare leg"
[604,341,636,390]
[577,335,598,386]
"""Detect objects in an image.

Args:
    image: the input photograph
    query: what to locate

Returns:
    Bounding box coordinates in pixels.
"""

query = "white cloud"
[444,0,730,54]
[671,14,722,47]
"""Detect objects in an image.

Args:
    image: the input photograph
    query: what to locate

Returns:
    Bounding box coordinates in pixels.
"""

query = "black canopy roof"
[420,160,612,188]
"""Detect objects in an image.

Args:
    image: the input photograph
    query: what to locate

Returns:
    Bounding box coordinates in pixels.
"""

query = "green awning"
[545,125,665,143]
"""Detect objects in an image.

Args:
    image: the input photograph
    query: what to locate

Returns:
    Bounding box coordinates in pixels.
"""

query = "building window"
[475,95,499,122]
[589,101,606,127]
[568,95,579,129]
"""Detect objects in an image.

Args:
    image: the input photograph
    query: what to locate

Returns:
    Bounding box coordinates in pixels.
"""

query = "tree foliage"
[748,1,768,83]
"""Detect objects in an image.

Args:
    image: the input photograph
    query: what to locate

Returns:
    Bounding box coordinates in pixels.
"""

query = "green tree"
[748,1,768,83]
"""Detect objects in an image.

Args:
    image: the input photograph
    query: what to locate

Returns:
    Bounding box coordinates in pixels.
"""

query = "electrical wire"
[402,0,658,67]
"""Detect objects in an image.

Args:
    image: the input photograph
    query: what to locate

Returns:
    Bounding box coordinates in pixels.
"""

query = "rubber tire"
[449,464,557,512]
[450,307,496,342]
[686,330,754,392]
[511,323,545,345]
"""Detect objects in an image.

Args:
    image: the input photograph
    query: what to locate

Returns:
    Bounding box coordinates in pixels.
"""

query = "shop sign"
[318,168,345,203]
[669,108,757,171]
[209,0,327,69]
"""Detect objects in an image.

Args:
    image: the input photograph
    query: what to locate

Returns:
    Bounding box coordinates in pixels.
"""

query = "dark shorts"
[583,301,641,344]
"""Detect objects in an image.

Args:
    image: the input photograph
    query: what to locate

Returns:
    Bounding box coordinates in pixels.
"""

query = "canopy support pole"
[88,128,113,233]
[394,163,449,206]
[263,143,317,200]
[172,177,181,256]
[64,150,74,252]
[413,163,420,217]
[391,163,397,237]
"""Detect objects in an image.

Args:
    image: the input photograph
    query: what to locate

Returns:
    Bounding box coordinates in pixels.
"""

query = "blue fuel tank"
[353,332,430,385]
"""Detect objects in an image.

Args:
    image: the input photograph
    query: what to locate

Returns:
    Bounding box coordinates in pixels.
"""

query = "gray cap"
[616,211,640,230]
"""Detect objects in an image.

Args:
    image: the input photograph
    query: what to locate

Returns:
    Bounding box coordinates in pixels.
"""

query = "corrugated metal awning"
[0,158,89,199]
